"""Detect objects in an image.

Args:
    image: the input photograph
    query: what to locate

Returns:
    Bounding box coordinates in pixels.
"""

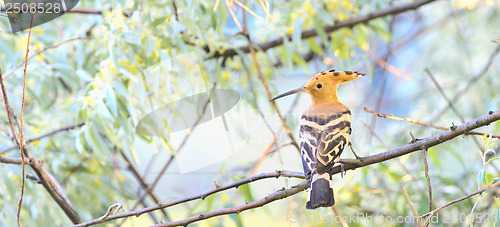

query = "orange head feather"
[270,70,365,105]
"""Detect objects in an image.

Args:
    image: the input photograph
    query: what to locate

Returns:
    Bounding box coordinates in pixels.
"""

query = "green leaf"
[428,147,442,169]
[291,52,308,71]
[307,38,324,54]
[76,69,93,82]
[235,178,254,203]
[204,194,216,211]
[378,163,403,183]
[106,87,117,116]
[486,173,493,185]
[75,132,85,154]
[477,170,485,190]
[313,17,328,45]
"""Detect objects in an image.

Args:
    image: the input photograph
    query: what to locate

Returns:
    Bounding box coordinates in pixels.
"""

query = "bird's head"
[270,70,365,104]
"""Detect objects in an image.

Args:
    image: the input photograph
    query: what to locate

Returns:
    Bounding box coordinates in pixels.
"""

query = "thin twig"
[0,156,33,165]
[118,149,170,219]
[331,207,349,227]
[69,170,304,227]
[152,182,309,227]
[1,62,81,225]
[370,53,414,79]
[421,181,500,219]
[251,129,281,175]
[26,173,41,183]
[363,107,500,138]
[4,37,91,79]
[245,19,300,153]
[421,149,432,213]
[126,83,217,219]
[429,45,500,124]
[0,122,85,155]
[97,203,123,223]
[172,0,179,21]
[72,111,500,227]
[368,16,395,143]
[61,154,91,185]
[17,13,34,227]
[425,69,485,152]
[425,69,466,123]
[401,184,422,227]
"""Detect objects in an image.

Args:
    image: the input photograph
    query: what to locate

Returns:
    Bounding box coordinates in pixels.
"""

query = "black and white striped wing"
[299,122,320,182]
[300,111,351,176]
[315,111,351,174]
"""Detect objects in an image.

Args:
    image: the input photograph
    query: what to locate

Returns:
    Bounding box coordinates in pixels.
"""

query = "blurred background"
[1,0,500,226]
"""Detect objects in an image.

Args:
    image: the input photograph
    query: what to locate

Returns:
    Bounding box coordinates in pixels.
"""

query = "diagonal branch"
[69,170,304,227]
[1,63,82,225]
[4,37,91,79]
[125,83,218,221]
[421,181,500,219]
[401,184,423,227]
[0,122,85,155]
[363,107,500,138]
[243,15,300,153]
[337,110,500,170]
[117,149,170,219]
[209,0,438,59]
[153,181,309,227]
[429,45,500,124]
[73,110,500,227]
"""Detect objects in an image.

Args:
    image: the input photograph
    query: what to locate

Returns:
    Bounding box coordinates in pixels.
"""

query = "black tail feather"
[306,177,335,209]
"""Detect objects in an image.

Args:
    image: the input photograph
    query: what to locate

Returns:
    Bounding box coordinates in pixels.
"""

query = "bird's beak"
[269,87,307,102]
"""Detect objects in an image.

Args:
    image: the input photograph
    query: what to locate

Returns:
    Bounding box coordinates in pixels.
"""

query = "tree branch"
[1,71,82,224]
[337,110,500,171]
[4,37,91,79]
[117,149,171,219]
[401,184,423,227]
[0,156,34,165]
[153,181,309,227]
[209,0,438,59]
[0,122,85,155]
[73,110,500,227]
[244,16,300,153]
[421,181,500,219]
[363,107,500,138]
[421,149,432,213]
[69,170,304,227]
[429,45,500,124]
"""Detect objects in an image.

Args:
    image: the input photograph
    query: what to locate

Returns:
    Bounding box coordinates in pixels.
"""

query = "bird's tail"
[306,172,335,209]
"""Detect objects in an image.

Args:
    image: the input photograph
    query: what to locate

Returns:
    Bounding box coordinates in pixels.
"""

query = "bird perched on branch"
[270,70,365,209]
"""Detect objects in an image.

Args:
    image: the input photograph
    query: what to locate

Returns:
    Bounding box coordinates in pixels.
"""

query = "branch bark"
[72,110,500,227]
[0,71,82,224]
[421,181,500,219]
[70,170,304,227]
[0,122,85,155]
[153,181,309,227]
[337,110,500,170]
[209,0,438,59]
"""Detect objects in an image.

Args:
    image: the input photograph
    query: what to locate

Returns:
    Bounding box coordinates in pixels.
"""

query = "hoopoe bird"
[270,70,365,209]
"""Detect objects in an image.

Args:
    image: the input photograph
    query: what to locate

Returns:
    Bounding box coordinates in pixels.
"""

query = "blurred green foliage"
[0,0,500,226]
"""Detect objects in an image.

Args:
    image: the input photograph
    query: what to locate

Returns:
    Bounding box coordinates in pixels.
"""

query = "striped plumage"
[270,70,365,209]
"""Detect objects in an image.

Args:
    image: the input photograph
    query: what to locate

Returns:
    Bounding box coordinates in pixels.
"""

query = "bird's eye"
[316,84,323,89]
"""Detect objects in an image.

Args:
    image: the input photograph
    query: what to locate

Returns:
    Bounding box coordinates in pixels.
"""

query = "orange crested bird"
[270,70,365,209]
